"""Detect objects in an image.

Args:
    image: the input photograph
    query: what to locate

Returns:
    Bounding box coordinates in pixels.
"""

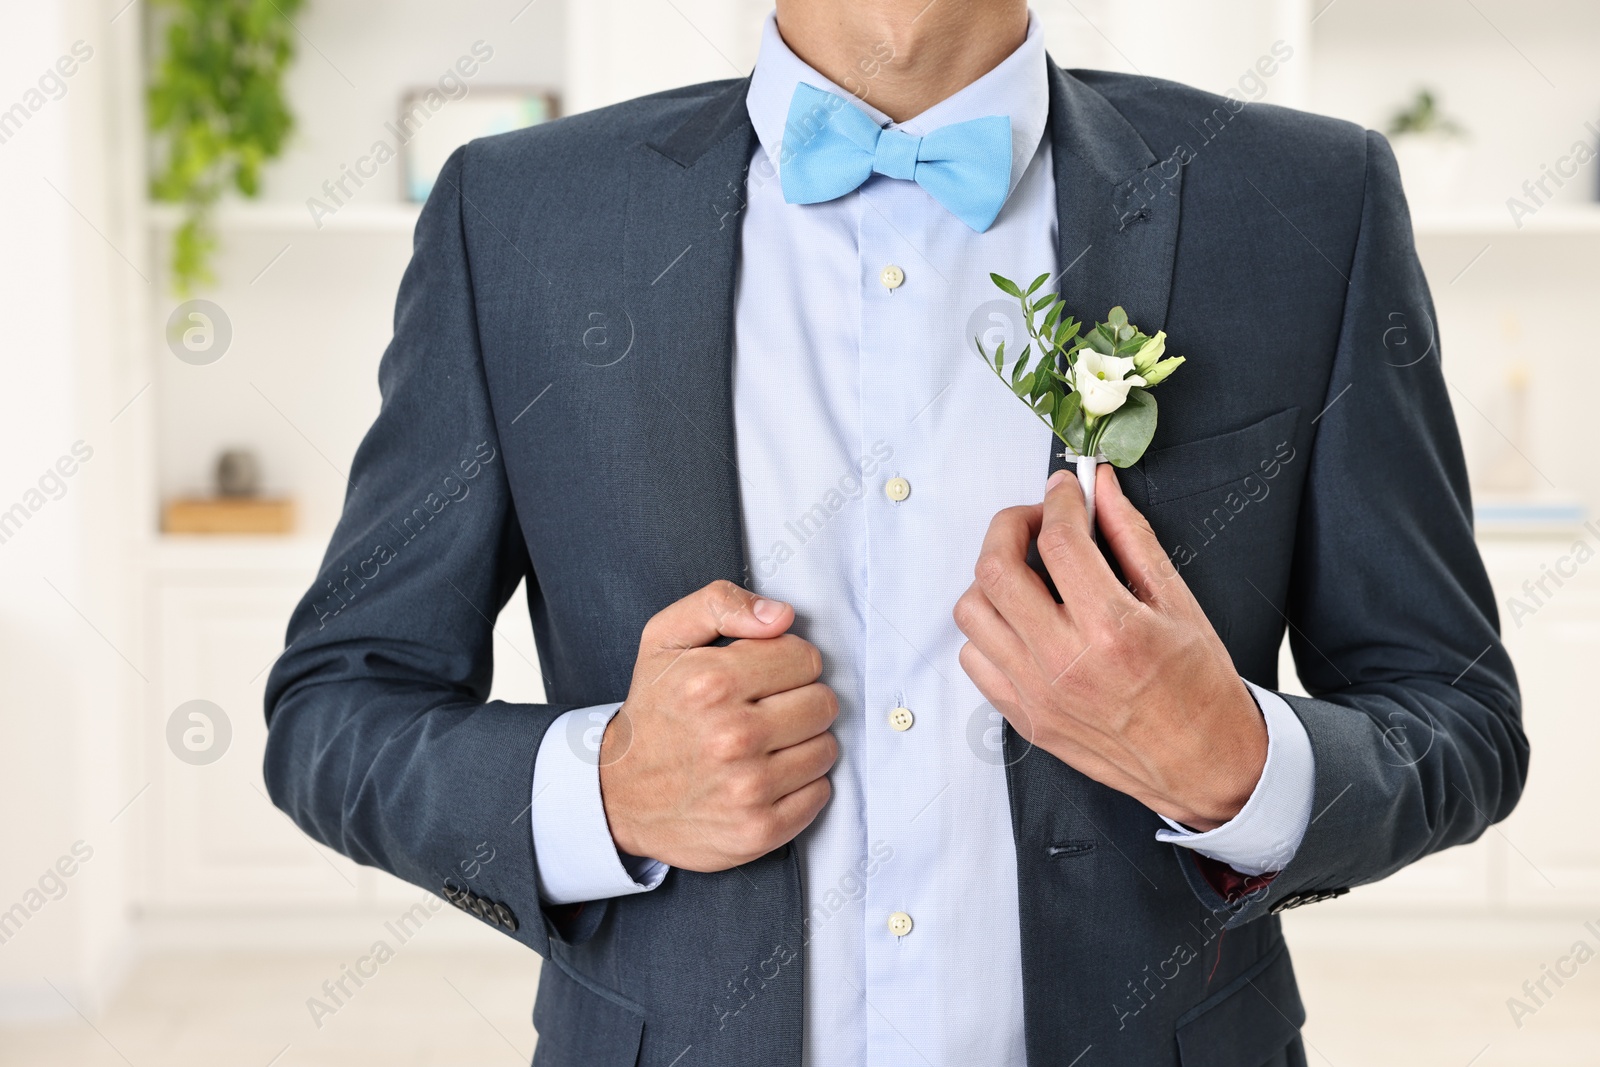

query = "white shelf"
[1412,205,1600,238]
[148,534,327,576]
[147,201,422,234]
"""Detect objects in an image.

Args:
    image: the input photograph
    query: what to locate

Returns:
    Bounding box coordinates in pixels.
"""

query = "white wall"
[0,0,148,1020]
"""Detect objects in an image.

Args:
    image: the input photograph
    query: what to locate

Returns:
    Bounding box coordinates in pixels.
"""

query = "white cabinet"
[1279,533,1600,917]
[142,538,549,923]
[1484,538,1600,913]
[145,539,372,909]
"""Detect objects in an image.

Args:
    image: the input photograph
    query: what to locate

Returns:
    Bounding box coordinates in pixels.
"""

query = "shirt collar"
[745,11,1050,200]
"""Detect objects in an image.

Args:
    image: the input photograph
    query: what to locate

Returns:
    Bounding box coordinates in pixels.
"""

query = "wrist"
[1173,684,1269,830]
[597,707,645,857]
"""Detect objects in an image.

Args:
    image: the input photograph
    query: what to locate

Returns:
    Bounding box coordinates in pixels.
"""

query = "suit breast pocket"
[1141,406,1302,510]
[1137,407,1303,660]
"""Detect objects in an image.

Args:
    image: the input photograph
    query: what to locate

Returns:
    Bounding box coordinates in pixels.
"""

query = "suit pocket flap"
[1176,942,1305,1067]
[1143,407,1301,507]
[533,959,645,1066]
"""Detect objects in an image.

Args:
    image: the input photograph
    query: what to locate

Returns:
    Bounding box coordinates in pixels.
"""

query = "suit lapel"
[622,79,758,597]
[1044,59,1183,509]
[1005,61,1187,1066]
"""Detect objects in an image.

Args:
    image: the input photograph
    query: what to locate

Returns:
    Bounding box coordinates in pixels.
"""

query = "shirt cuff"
[531,703,669,905]
[1154,680,1315,877]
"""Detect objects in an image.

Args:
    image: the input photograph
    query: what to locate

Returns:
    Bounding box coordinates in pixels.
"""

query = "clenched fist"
[599,580,838,872]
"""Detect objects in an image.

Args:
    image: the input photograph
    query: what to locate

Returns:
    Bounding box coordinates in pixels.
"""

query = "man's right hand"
[599,580,838,872]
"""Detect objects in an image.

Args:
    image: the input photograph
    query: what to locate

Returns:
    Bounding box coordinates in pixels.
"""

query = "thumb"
[1095,466,1180,606]
[645,579,793,650]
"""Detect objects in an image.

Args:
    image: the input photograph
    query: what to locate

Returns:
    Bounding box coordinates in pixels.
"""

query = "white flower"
[1072,350,1146,417]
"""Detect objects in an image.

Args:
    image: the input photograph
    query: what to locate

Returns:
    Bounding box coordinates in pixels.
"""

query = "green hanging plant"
[147,0,304,292]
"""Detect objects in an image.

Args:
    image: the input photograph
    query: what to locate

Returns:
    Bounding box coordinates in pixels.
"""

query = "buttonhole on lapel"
[1046,841,1095,858]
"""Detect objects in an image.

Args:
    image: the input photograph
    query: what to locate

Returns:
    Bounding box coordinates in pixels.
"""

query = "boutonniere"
[974,271,1185,526]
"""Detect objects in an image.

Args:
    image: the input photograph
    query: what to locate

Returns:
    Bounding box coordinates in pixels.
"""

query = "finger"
[1096,466,1184,609]
[752,681,838,750]
[718,633,825,701]
[1038,467,1138,613]
[769,775,832,843]
[958,641,1013,700]
[952,585,1033,681]
[645,579,793,651]
[764,730,838,798]
[972,504,1062,647]
[957,642,1023,722]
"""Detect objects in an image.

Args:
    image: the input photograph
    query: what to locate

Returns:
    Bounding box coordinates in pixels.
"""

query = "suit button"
[889,707,914,731]
[885,477,911,502]
[887,911,913,937]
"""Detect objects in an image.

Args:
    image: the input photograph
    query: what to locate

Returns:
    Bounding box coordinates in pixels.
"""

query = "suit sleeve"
[1179,130,1529,924]
[263,147,575,957]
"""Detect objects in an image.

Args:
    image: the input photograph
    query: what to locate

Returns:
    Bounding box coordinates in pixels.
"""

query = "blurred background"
[2,0,1598,1063]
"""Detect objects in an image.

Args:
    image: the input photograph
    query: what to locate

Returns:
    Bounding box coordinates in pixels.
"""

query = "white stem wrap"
[1077,453,1098,533]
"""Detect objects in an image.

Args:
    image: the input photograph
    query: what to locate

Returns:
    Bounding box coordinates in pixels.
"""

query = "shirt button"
[879,264,905,290]
[889,707,914,731]
[884,476,911,502]
[887,911,914,937]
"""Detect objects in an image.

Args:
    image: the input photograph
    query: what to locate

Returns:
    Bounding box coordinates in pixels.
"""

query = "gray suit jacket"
[264,60,1527,1067]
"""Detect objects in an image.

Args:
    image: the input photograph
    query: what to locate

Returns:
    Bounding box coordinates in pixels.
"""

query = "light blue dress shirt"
[530,14,1315,1065]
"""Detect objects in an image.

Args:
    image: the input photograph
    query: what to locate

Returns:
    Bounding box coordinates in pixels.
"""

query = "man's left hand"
[954,464,1267,831]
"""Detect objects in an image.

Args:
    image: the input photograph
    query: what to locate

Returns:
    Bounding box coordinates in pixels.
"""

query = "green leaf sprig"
[974,272,1185,468]
[148,0,304,293]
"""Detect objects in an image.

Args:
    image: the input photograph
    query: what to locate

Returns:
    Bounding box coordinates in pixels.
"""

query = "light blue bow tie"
[779,82,1013,233]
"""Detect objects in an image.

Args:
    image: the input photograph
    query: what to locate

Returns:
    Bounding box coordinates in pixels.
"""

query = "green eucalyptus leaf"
[1107,306,1129,328]
[1053,390,1081,439]
[1097,388,1158,467]
[1063,402,1088,453]
[1087,327,1115,356]
[991,273,1024,298]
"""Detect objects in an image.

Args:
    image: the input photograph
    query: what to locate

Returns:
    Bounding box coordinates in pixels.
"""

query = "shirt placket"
[856,177,942,1065]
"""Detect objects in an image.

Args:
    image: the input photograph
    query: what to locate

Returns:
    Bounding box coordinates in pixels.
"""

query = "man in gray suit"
[265,1,1526,1063]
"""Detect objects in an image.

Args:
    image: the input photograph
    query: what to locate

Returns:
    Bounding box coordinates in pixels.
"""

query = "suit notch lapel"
[622,81,759,597]
[1045,60,1184,492]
